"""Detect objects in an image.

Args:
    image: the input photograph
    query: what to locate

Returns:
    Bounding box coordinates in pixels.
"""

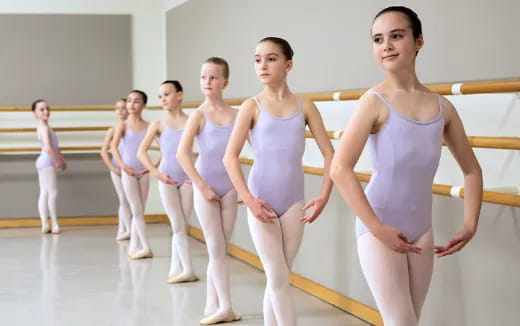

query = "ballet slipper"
[167,273,199,284]
[116,232,130,241]
[200,310,240,325]
[41,224,51,234]
[51,224,60,234]
[130,250,153,260]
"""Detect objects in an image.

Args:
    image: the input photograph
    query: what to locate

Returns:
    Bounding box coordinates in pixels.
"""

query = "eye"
[268,57,276,62]
[373,36,382,43]
[255,58,261,63]
[392,33,402,39]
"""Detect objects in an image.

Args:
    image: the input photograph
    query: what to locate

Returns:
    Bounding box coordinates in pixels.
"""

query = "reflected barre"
[305,131,520,151]
[1,78,518,112]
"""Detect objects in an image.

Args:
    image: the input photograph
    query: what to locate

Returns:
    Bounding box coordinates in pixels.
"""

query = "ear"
[177,91,184,101]
[415,34,424,53]
[286,59,293,73]
[223,79,229,89]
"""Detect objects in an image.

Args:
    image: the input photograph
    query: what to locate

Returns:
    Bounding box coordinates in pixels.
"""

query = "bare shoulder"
[240,97,260,113]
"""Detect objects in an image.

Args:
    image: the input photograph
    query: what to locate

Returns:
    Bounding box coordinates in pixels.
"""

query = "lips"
[383,54,399,60]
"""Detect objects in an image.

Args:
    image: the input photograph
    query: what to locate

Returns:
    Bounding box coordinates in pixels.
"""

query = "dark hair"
[161,80,183,92]
[374,6,422,39]
[129,89,147,104]
[31,99,47,112]
[259,37,294,60]
[119,98,127,102]
[204,57,230,80]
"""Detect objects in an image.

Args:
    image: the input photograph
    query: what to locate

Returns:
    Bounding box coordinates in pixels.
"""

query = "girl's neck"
[261,81,292,101]
[383,66,421,92]
[202,94,227,110]
[166,105,184,119]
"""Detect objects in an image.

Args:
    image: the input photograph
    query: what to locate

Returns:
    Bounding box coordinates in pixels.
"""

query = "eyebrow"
[255,53,280,57]
[372,28,407,37]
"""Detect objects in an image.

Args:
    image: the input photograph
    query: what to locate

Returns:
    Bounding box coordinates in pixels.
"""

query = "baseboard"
[0,214,382,325]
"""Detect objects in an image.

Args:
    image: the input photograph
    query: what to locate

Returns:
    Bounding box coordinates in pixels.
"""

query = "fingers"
[302,200,315,211]
[435,240,467,258]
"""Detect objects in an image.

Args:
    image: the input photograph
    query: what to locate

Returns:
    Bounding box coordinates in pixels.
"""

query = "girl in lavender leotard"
[223,37,335,326]
[330,6,483,325]
[100,98,131,241]
[137,80,198,284]
[33,99,67,234]
[111,90,152,260]
[177,58,240,325]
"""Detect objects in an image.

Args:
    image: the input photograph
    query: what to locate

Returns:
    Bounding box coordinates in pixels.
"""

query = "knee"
[265,266,290,291]
[382,311,418,326]
[206,240,227,261]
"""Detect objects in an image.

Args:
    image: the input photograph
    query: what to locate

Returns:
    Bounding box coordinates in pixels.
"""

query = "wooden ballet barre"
[305,131,520,150]
[0,146,161,153]
[0,105,163,112]
[0,79,518,112]
[238,158,520,207]
[0,126,111,133]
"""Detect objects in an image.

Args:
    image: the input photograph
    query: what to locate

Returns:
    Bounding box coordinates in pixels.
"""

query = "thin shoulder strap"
[252,97,265,111]
[366,91,392,110]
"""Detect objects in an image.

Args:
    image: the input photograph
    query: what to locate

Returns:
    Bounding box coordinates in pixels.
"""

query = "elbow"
[222,152,233,170]
[329,159,349,184]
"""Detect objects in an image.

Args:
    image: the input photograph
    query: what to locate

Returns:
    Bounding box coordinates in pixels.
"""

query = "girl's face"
[115,100,128,120]
[33,101,50,121]
[254,41,292,85]
[126,92,146,114]
[200,63,228,96]
[371,12,423,73]
[158,83,183,111]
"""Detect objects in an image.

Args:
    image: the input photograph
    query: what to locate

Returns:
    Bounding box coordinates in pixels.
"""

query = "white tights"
[158,182,194,278]
[193,186,238,317]
[110,171,131,236]
[247,200,305,326]
[121,172,151,256]
[357,229,434,326]
[37,166,58,231]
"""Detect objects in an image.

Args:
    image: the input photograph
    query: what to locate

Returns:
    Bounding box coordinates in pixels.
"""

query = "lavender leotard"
[356,91,444,242]
[248,98,306,216]
[121,124,148,171]
[36,127,60,170]
[195,109,237,197]
[158,121,189,184]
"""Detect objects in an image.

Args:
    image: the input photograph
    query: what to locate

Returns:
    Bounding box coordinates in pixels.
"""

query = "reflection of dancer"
[128,259,153,326]
[138,80,197,284]
[177,58,240,324]
[111,90,152,259]
[330,7,483,325]
[100,99,132,240]
[113,241,133,326]
[224,37,334,326]
[40,235,59,324]
[33,99,67,234]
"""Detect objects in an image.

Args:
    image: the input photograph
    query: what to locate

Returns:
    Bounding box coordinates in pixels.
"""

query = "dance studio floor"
[0,224,368,325]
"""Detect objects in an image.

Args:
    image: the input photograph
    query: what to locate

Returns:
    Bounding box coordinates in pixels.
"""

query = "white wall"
[0,0,166,105]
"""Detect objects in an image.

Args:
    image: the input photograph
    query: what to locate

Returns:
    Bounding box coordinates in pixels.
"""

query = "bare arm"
[176,111,218,200]
[38,124,61,166]
[137,121,175,184]
[223,99,276,223]
[434,98,483,257]
[100,127,119,173]
[301,100,335,223]
[110,121,134,176]
[330,94,421,253]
